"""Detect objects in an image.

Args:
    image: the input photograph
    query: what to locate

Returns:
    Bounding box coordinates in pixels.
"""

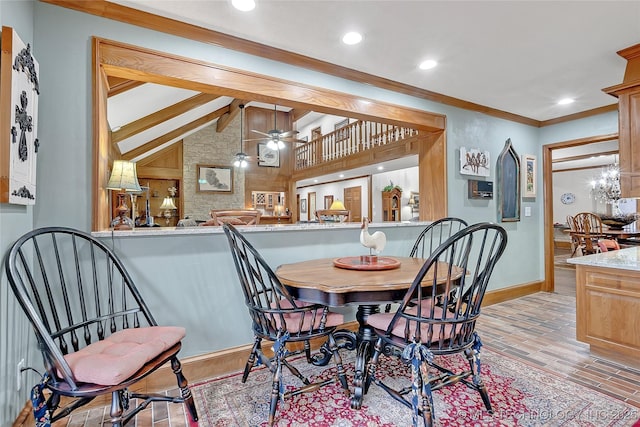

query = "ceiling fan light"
[277,140,285,150]
[234,153,248,168]
[233,104,248,168]
[267,140,278,150]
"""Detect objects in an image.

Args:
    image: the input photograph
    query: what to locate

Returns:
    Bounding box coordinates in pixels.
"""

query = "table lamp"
[159,196,177,225]
[274,204,285,223]
[329,200,347,222]
[106,160,142,230]
[329,200,346,210]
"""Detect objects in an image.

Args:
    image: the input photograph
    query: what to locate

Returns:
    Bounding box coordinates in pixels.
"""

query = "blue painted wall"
[0,1,619,423]
[0,2,36,424]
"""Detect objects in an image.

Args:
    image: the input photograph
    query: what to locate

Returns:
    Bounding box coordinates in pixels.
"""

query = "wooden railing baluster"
[293,119,420,172]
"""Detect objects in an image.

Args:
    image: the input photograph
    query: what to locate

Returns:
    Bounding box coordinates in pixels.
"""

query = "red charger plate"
[333,256,401,271]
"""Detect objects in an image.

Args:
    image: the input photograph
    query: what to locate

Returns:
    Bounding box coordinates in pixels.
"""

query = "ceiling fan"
[244,104,306,149]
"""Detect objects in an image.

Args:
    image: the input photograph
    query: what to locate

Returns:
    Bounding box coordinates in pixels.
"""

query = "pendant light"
[233,104,248,168]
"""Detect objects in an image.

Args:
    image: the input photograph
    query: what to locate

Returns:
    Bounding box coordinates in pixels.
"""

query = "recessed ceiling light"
[377,166,384,171]
[339,174,345,178]
[232,0,255,12]
[314,179,318,183]
[342,32,362,45]
[558,98,575,105]
[419,60,438,70]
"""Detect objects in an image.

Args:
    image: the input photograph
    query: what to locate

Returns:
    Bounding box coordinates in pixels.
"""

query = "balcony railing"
[294,119,419,171]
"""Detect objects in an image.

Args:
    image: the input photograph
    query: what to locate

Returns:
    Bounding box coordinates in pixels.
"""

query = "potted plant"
[382,181,402,192]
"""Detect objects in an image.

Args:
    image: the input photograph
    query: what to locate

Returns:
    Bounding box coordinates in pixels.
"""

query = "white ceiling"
[109,0,640,122]
[105,0,637,183]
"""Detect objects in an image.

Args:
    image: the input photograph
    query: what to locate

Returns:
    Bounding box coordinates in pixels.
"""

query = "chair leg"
[243,336,261,382]
[303,339,316,364]
[109,390,124,427]
[364,338,383,394]
[171,357,199,422]
[268,358,283,427]
[419,363,434,427]
[328,333,350,392]
[464,347,493,414]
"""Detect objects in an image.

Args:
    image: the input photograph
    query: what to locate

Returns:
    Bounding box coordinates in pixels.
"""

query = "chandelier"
[590,163,620,204]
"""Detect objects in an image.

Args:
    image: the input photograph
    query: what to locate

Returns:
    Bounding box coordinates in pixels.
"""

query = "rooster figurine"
[360,217,387,255]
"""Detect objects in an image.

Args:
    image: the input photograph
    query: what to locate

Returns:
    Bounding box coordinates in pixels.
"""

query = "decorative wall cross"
[13,91,32,161]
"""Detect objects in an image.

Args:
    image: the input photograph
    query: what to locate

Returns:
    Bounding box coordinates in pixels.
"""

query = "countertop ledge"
[566,247,640,271]
[92,221,431,238]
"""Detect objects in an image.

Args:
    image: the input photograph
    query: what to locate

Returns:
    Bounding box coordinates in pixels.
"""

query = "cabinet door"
[619,90,640,198]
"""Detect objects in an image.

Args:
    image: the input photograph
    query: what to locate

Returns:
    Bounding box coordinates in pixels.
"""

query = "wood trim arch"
[93,38,447,230]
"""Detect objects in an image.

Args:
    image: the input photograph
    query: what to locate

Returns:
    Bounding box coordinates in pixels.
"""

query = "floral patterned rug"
[191,348,639,426]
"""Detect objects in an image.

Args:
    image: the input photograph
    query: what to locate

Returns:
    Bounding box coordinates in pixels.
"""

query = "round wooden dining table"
[275,255,462,409]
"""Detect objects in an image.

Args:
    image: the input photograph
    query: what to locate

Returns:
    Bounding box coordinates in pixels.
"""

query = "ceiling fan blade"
[243,137,270,142]
[279,130,299,137]
[251,129,272,137]
[282,138,309,143]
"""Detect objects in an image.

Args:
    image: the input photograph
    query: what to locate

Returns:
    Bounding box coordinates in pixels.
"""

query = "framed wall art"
[460,147,490,177]
[258,142,280,167]
[0,26,40,205]
[521,154,537,198]
[196,164,233,193]
[300,198,307,214]
[496,139,521,222]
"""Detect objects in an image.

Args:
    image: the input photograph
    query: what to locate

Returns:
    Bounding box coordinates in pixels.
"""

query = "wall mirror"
[93,38,447,230]
[496,138,521,222]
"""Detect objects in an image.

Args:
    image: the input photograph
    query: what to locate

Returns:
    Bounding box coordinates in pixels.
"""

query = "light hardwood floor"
[52,256,640,425]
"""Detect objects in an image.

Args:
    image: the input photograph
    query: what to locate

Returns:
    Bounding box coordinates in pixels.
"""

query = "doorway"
[542,133,618,293]
[344,186,362,222]
[308,192,317,221]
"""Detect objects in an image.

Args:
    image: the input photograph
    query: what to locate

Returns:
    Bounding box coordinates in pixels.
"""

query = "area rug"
[191,348,639,426]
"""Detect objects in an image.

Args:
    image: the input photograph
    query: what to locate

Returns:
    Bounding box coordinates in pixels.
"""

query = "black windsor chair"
[4,227,198,426]
[409,217,469,258]
[222,223,349,426]
[383,217,469,314]
[364,222,507,427]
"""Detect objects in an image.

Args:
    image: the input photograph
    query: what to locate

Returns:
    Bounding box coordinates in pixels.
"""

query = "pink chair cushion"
[367,303,457,343]
[272,299,344,333]
[598,239,620,252]
[63,326,185,386]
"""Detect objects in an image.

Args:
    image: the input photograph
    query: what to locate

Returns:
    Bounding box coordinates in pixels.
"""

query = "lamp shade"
[106,160,142,192]
[159,197,177,210]
[329,200,346,210]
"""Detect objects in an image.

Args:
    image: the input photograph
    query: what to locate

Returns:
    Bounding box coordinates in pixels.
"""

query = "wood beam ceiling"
[111,93,220,143]
[121,105,230,160]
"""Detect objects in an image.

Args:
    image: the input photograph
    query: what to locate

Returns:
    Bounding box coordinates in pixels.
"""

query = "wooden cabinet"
[603,43,640,198]
[382,188,402,222]
[138,178,181,227]
[251,191,285,213]
[575,263,640,362]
